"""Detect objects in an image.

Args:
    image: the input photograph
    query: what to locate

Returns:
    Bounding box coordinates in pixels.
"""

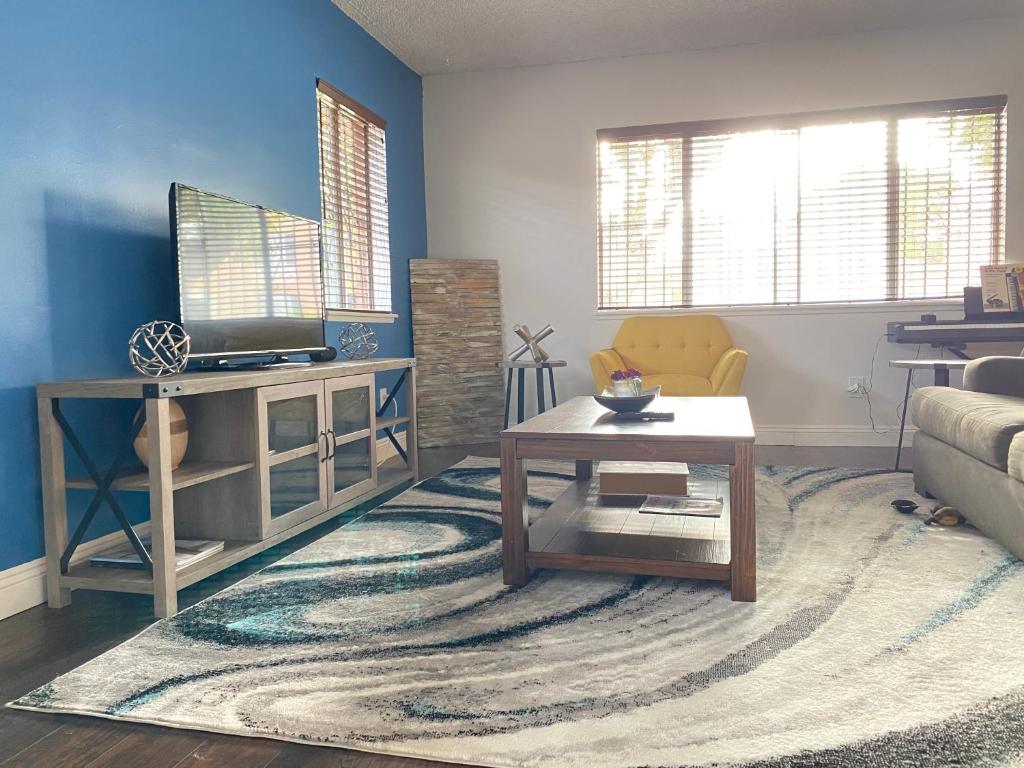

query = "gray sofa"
[911,356,1024,560]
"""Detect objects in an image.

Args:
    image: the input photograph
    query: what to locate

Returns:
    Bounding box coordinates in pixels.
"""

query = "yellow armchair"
[590,315,748,396]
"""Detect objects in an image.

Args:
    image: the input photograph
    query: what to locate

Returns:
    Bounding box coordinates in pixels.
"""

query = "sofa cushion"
[1007,433,1024,483]
[911,386,1024,471]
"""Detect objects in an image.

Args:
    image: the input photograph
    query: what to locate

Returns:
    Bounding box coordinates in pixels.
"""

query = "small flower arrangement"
[610,368,643,396]
[610,368,642,382]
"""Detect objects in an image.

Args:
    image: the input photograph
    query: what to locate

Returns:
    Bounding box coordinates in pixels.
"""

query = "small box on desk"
[597,461,688,497]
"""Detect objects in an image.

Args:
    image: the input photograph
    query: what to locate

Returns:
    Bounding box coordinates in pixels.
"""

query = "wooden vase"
[133,399,189,469]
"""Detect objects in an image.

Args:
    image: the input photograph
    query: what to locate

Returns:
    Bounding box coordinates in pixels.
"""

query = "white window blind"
[317,79,392,313]
[597,97,1007,310]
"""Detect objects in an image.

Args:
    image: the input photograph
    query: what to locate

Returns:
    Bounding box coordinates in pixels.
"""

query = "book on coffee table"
[598,461,688,496]
[639,494,723,518]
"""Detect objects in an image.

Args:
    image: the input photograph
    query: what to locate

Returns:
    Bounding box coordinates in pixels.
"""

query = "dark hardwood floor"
[0,443,906,767]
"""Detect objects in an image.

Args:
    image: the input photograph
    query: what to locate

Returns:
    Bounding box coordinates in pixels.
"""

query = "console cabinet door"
[257,380,329,536]
[324,374,377,509]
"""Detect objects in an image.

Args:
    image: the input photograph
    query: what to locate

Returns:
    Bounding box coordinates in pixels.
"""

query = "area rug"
[10,457,1024,767]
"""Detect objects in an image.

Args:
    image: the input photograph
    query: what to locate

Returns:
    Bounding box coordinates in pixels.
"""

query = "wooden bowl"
[594,385,661,413]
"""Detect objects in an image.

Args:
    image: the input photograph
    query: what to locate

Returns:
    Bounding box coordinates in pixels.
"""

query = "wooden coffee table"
[500,396,756,601]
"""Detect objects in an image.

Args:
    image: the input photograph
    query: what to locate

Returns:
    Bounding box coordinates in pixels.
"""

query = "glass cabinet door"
[269,453,322,519]
[258,380,328,535]
[267,394,319,456]
[324,374,377,508]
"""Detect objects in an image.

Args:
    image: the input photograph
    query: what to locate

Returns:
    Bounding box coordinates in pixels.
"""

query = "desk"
[889,359,968,472]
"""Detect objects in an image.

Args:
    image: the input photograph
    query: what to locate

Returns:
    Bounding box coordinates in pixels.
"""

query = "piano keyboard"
[888,319,1024,345]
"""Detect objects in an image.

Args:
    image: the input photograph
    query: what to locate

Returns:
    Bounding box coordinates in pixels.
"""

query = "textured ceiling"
[332,0,1023,75]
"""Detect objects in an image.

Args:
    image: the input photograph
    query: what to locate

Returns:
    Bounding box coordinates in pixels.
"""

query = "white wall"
[422,18,1024,446]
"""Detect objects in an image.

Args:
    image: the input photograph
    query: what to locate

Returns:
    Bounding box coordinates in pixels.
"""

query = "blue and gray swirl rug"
[10,457,1024,767]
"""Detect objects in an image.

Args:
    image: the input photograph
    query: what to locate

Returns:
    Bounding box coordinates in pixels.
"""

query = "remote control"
[613,411,675,421]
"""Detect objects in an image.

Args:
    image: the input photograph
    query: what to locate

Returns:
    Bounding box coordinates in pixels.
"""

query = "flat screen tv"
[170,183,329,361]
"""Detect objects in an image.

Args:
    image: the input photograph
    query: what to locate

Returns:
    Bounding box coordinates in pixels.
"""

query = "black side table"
[889,358,968,471]
[497,360,567,428]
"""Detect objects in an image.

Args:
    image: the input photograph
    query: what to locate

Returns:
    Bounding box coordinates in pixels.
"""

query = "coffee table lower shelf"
[520,474,732,583]
[526,550,731,581]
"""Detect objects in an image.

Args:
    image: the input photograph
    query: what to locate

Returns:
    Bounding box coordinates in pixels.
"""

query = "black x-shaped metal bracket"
[376,368,408,464]
[52,399,154,574]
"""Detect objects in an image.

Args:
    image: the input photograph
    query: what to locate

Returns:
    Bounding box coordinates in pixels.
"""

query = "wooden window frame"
[597,95,1008,312]
[316,78,396,324]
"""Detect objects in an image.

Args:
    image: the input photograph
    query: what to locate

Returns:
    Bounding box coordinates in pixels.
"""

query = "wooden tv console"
[36,358,417,617]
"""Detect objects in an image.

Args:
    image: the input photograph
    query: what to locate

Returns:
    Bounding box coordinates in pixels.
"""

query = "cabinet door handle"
[319,430,330,463]
[326,429,337,459]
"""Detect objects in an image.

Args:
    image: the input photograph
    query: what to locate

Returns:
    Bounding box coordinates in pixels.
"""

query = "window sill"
[325,309,398,324]
[594,298,962,320]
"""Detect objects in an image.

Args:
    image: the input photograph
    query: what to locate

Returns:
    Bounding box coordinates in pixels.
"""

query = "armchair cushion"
[589,348,626,393]
[642,374,713,396]
[709,348,749,396]
[613,315,734,378]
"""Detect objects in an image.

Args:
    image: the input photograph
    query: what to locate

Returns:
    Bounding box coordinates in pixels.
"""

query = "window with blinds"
[316,78,392,314]
[597,96,1007,310]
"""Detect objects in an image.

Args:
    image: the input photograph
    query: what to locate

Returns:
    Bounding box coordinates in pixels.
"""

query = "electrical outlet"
[379,387,388,407]
[847,376,867,398]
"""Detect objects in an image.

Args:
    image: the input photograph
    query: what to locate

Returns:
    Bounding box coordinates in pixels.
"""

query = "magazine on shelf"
[90,537,225,570]
[639,494,724,518]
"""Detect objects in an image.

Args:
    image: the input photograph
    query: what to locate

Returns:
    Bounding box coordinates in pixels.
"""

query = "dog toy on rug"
[926,506,965,526]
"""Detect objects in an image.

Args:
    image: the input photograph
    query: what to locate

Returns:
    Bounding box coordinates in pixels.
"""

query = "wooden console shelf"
[37,358,418,617]
[66,460,256,492]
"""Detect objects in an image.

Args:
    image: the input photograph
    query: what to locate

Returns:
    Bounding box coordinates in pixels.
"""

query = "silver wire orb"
[128,320,190,377]
[337,322,379,360]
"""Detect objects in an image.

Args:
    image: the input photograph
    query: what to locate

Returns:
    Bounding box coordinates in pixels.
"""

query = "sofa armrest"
[589,349,626,394]
[710,348,749,396]
[963,356,1024,398]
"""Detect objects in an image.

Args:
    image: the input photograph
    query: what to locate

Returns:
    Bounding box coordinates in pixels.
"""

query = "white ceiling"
[332,0,1023,75]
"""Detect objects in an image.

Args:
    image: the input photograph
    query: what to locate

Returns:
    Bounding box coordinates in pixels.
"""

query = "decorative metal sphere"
[128,320,191,377]
[337,322,379,360]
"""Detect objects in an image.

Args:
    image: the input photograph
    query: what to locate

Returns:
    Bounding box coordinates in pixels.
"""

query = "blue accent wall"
[0,0,425,572]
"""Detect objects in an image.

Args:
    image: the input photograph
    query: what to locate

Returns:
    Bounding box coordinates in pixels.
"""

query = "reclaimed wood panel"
[411,259,505,447]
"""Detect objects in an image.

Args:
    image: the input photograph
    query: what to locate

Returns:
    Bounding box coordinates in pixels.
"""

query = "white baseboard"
[756,424,914,448]
[0,433,411,623]
[0,522,152,622]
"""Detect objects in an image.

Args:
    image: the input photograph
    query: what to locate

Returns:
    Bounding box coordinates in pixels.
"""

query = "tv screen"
[171,183,326,359]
